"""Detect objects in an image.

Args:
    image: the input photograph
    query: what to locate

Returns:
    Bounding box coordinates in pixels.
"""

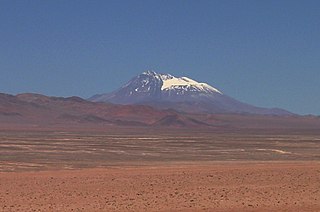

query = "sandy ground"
[0,130,319,211]
[0,162,319,212]
[1,130,320,172]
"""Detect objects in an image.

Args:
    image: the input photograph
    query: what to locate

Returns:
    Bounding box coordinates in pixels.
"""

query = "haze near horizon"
[0,0,319,115]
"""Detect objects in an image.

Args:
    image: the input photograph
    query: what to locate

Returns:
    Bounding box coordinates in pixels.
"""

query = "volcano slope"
[90,70,292,115]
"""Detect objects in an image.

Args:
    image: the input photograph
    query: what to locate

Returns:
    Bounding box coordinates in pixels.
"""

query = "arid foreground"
[0,163,319,211]
[0,129,320,211]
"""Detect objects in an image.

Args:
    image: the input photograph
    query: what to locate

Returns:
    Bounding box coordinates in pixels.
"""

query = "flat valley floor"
[0,129,320,211]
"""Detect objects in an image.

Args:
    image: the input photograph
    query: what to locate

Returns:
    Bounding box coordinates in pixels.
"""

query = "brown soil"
[0,162,319,212]
[1,130,320,172]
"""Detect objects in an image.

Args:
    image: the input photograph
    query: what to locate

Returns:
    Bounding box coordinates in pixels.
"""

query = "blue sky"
[0,0,319,115]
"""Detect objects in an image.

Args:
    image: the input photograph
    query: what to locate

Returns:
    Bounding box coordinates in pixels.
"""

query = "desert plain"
[0,128,320,211]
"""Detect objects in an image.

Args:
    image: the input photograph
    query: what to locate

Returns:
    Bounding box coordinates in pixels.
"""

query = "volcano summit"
[89,71,292,115]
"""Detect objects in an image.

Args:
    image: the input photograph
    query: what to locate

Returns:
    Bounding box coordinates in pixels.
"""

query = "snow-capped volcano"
[90,71,223,103]
[89,71,292,115]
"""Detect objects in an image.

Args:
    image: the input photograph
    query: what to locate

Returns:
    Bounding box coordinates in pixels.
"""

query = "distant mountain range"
[0,93,209,129]
[1,92,319,130]
[89,71,292,115]
[1,70,319,130]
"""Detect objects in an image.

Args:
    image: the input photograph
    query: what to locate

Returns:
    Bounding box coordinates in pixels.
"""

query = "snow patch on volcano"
[160,75,222,94]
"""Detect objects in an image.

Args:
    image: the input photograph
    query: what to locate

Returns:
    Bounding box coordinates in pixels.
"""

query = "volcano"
[89,71,292,115]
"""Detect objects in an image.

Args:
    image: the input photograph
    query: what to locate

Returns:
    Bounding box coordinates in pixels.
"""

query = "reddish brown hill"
[152,114,209,127]
[1,93,320,131]
[15,93,171,124]
[1,93,188,129]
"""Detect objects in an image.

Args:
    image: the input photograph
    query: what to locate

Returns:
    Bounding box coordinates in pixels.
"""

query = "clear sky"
[0,0,319,115]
